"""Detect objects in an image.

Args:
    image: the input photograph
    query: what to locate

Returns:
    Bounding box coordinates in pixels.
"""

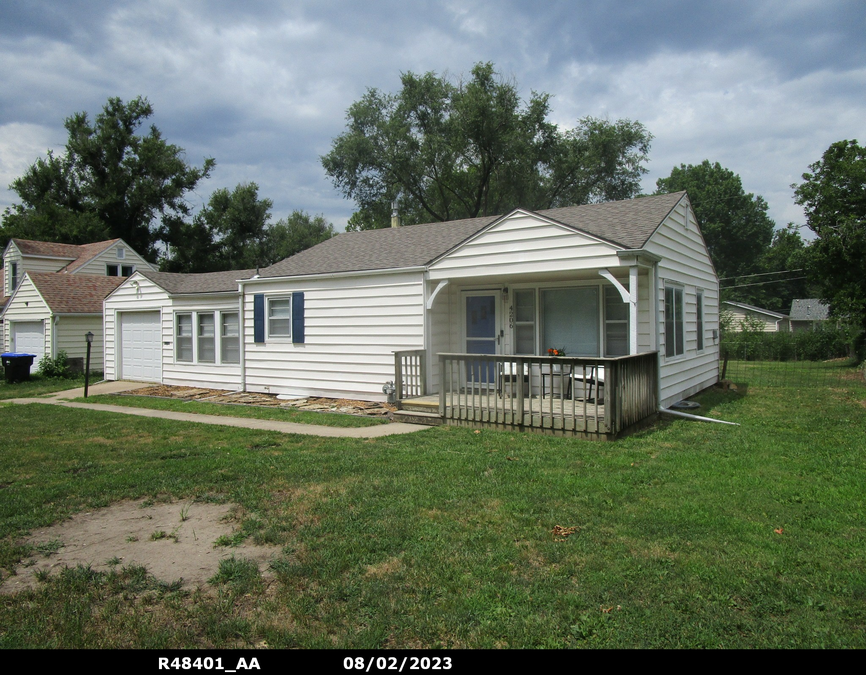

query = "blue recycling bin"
[1,353,37,383]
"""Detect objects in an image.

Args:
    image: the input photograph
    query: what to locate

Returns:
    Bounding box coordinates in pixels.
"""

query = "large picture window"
[541,287,599,356]
[665,285,684,357]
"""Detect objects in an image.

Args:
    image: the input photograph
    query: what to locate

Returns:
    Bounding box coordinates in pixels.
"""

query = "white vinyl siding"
[73,242,155,276]
[55,315,106,372]
[428,212,622,281]
[2,275,51,356]
[104,275,243,389]
[244,271,425,401]
[644,196,720,407]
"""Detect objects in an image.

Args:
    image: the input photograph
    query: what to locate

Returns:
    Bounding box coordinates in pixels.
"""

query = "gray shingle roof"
[138,269,257,294]
[28,272,125,313]
[260,192,687,279]
[789,299,830,321]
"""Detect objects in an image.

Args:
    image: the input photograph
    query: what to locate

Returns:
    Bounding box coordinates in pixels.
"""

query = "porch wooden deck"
[403,392,608,434]
[395,351,659,440]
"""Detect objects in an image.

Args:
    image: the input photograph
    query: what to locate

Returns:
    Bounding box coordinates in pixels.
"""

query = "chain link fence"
[719,327,864,388]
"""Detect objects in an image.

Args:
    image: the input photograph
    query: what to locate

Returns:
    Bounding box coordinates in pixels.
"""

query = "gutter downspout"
[238,282,247,392]
[659,407,739,426]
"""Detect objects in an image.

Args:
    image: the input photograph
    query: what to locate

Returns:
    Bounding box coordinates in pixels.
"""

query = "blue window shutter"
[254,294,265,343]
[292,292,305,343]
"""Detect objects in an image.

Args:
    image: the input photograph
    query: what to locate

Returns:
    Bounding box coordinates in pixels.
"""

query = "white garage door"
[13,321,45,369]
[120,311,162,382]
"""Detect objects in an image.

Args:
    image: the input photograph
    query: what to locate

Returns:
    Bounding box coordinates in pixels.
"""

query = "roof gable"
[789,299,830,321]
[722,300,788,319]
[259,192,687,279]
[137,269,257,295]
[27,272,125,313]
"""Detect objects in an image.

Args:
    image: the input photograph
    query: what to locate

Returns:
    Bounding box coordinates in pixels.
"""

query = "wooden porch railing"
[437,352,658,438]
[394,350,426,400]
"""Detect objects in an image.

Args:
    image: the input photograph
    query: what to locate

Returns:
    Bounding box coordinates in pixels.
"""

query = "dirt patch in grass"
[0,499,280,595]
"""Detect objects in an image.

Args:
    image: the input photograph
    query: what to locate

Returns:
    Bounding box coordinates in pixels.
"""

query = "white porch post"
[599,267,639,355]
[629,265,638,355]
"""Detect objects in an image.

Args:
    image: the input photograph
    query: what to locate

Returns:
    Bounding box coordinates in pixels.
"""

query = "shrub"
[721,324,857,362]
[37,350,72,378]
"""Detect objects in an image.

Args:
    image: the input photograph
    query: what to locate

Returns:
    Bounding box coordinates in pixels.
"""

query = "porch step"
[392,409,444,426]
[399,398,440,413]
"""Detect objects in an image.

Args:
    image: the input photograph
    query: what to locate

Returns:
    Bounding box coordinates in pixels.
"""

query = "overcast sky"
[1,0,864,234]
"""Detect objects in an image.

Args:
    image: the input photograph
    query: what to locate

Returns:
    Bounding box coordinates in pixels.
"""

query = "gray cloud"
[1,0,864,233]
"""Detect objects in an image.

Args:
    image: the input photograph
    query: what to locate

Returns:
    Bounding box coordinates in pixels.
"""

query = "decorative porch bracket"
[426,280,449,310]
[599,267,639,354]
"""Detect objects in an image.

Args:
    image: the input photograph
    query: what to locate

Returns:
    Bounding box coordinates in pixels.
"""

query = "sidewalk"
[6,381,427,438]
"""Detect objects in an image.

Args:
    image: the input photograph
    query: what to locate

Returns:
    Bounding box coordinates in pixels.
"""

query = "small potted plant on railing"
[546,347,566,357]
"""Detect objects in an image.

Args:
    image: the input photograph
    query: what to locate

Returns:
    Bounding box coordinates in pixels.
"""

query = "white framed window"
[604,285,629,357]
[696,290,705,351]
[116,246,126,259]
[176,314,193,362]
[665,284,684,357]
[268,297,292,338]
[107,264,135,277]
[9,262,18,294]
[221,312,240,364]
[513,289,536,355]
[197,313,215,363]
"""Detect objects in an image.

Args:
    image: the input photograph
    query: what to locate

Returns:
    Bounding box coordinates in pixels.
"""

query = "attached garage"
[119,311,162,382]
[12,321,45,365]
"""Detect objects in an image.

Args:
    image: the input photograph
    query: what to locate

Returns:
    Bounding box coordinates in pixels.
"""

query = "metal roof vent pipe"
[391,200,402,228]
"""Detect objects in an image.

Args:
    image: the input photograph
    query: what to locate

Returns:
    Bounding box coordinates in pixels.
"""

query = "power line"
[721,276,807,290]
[717,268,803,281]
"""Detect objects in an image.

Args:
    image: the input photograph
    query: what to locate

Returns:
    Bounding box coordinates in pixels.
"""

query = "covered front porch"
[395,351,658,440]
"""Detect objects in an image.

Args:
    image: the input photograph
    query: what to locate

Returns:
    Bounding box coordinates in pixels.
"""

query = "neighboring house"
[721,301,790,332]
[789,299,830,332]
[104,191,720,426]
[2,273,125,371]
[1,238,157,371]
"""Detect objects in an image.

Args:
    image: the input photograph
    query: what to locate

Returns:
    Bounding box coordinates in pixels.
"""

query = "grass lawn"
[0,373,92,400]
[77,394,388,428]
[0,374,864,648]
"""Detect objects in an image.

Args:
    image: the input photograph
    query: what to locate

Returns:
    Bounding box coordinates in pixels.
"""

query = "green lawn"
[77,394,387,428]
[0,373,91,400]
[0,375,864,648]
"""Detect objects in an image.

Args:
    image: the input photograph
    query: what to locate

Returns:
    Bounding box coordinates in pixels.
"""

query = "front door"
[464,292,500,385]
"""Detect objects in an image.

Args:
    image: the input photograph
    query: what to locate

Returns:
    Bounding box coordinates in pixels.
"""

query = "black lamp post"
[84,331,94,398]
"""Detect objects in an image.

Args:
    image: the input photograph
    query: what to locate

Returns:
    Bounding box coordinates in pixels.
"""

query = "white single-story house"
[721,301,790,332]
[1,237,156,372]
[103,191,719,437]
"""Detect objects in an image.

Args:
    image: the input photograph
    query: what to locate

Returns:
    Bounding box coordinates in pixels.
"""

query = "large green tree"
[794,139,866,334]
[260,211,335,266]
[655,160,776,287]
[322,62,652,230]
[1,96,214,260]
[161,183,274,273]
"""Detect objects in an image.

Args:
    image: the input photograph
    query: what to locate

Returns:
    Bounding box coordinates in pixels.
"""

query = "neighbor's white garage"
[12,321,45,362]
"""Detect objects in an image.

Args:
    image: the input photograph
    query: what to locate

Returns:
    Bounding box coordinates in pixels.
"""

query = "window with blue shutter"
[253,294,265,343]
[292,292,305,343]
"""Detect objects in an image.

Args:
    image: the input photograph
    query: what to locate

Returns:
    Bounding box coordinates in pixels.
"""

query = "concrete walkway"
[5,381,427,438]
